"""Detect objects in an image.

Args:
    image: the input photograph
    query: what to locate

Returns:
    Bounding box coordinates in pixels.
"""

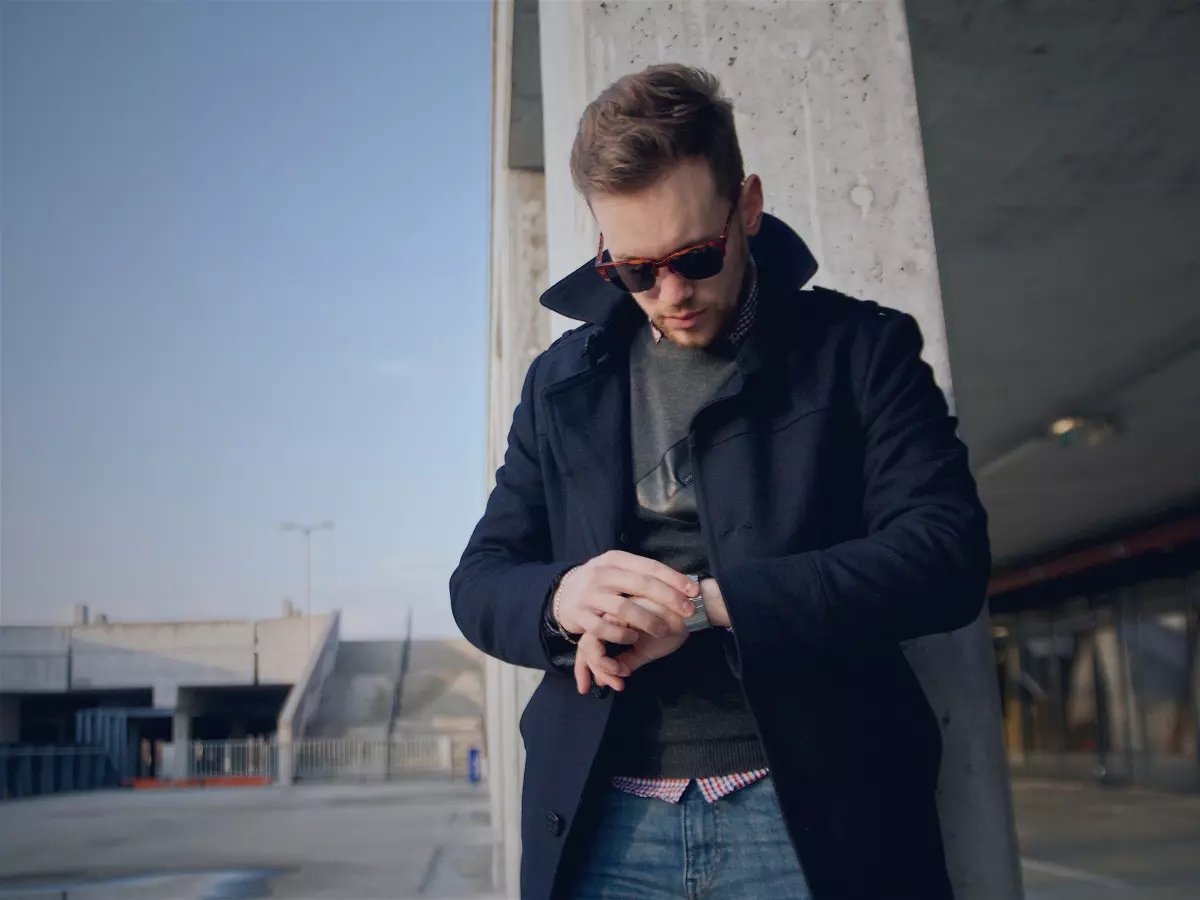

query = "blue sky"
[2,1,493,637]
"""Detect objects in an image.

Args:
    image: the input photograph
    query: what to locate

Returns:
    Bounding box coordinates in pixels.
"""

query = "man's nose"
[657,268,693,306]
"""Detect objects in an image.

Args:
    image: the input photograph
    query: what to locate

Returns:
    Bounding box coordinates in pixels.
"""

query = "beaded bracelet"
[551,567,581,645]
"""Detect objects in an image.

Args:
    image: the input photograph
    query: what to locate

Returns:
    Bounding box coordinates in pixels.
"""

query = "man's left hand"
[572,580,730,694]
[573,593,702,693]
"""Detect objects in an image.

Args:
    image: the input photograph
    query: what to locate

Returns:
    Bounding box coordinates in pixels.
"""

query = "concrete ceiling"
[907,0,1200,566]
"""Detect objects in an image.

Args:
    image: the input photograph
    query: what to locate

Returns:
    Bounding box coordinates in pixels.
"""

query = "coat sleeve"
[450,354,578,672]
[719,311,991,674]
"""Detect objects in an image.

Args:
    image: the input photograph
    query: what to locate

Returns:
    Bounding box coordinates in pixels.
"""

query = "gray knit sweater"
[598,324,768,778]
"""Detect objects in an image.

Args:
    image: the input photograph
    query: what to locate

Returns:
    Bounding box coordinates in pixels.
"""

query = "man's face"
[590,159,764,349]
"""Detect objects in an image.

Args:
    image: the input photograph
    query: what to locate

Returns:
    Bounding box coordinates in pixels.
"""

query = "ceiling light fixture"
[1046,416,1117,448]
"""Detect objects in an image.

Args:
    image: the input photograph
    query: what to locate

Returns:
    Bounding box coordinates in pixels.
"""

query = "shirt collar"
[650,255,759,346]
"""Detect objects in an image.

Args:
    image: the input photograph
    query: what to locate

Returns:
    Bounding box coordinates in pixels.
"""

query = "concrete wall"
[488,3,555,889]
[0,614,329,707]
[0,626,71,693]
[256,614,330,684]
[71,620,258,691]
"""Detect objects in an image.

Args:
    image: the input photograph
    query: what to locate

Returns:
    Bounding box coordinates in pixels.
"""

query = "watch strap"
[683,573,712,632]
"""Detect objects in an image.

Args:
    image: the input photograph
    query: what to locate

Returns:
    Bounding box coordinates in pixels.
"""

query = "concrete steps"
[305,641,404,739]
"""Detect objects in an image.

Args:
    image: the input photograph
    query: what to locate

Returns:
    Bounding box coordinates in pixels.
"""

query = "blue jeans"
[565,777,812,899]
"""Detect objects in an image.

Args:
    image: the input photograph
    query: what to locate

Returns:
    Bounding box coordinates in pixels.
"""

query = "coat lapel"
[543,337,631,556]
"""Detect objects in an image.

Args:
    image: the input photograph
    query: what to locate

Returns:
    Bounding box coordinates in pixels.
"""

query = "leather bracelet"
[551,568,581,645]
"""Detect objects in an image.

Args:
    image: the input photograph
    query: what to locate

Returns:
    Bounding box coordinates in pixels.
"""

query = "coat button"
[591,685,610,699]
[545,811,564,836]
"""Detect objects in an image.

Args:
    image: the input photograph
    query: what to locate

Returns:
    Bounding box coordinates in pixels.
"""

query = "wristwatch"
[684,574,712,632]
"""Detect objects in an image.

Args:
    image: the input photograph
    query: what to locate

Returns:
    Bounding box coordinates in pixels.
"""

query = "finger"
[596,594,674,637]
[589,653,630,677]
[575,652,590,694]
[595,586,689,634]
[578,611,638,645]
[602,551,699,597]
[575,634,606,694]
[574,636,596,694]
[597,570,695,619]
[627,596,687,634]
[589,662,625,692]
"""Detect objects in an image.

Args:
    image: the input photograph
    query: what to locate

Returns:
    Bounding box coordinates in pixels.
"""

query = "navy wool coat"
[451,214,990,900]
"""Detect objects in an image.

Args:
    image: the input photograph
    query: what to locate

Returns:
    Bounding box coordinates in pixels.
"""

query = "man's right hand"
[554,550,698,645]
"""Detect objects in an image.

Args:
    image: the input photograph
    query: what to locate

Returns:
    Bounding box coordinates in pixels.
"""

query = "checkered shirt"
[650,256,759,346]
[610,768,770,804]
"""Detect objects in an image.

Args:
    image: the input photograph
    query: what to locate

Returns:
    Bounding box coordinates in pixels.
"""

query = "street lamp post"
[281,521,334,647]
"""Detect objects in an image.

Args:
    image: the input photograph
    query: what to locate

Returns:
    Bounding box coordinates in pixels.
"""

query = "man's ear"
[740,174,765,237]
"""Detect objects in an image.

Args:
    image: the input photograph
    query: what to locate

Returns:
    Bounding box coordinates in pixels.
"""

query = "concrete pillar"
[276,723,295,787]
[171,708,192,779]
[486,2,556,894]
[0,695,20,743]
[486,1,1023,896]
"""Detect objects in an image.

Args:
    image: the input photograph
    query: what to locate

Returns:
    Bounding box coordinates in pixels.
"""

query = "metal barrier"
[293,735,454,781]
[0,745,119,800]
[186,738,277,780]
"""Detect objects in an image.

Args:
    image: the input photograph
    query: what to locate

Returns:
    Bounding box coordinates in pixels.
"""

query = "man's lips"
[663,309,705,326]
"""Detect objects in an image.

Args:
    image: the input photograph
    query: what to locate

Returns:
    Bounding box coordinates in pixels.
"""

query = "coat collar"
[538,213,819,328]
[536,216,818,554]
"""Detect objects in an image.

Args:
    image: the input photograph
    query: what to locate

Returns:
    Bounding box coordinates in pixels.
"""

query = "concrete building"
[1,604,328,747]
[1,603,485,784]
[483,1,1199,898]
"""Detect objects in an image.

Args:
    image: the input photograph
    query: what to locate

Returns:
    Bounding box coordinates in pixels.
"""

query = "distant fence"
[2,735,469,797]
[185,738,277,780]
[1,745,119,800]
[161,735,458,783]
[294,735,454,781]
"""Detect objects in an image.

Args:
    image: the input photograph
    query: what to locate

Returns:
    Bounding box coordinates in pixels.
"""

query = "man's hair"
[570,64,744,202]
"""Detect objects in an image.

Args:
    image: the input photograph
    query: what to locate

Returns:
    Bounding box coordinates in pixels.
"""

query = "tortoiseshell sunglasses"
[594,201,738,294]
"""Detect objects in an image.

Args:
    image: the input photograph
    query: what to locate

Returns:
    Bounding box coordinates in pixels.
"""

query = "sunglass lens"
[610,263,656,293]
[669,246,726,281]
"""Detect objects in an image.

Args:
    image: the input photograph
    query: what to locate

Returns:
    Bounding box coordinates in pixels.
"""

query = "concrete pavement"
[0,781,499,899]
[0,776,1197,898]
[1015,778,1200,900]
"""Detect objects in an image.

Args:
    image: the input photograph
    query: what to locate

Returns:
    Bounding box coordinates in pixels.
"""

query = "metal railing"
[294,735,454,781]
[276,610,341,785]
[185,738,277,780]
[1,745,118,800]
[161,735,457,783]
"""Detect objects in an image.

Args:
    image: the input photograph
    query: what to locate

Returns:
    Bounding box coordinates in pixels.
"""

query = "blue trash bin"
[468,747,481,784]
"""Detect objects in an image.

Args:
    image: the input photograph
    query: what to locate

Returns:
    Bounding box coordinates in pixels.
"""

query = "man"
[451,64,989,900]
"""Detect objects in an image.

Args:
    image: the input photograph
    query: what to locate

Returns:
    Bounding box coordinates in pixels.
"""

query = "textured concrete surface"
[0,614,328,696]
[0,778,1196,898]
[0,782,498,899]
[1016,779,1200,900]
